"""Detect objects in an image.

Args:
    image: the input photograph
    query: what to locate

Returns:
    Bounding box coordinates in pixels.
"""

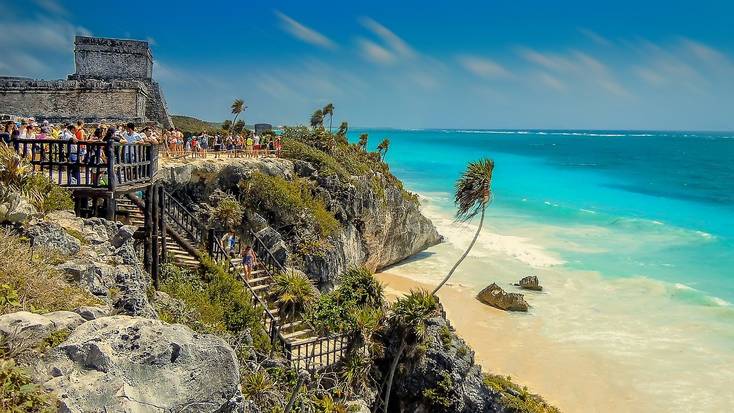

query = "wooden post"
[143,186,153,275]
[105,193,115,221]
[105,139,116,192]
[159,185,167,264]
[151,184,159,290]
[207,228,216,258]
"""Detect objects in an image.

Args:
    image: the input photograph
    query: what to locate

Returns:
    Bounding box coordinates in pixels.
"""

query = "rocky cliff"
[158,157,441,288]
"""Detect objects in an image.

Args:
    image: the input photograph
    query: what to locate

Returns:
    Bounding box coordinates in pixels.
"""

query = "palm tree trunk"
[382,333,407,412]
[431,206,486,295]
[328,115,333,133]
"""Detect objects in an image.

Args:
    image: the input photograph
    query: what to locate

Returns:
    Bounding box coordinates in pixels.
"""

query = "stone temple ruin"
[0,36,173,128]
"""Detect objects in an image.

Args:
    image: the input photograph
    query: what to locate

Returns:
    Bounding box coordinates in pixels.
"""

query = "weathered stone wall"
[0,79,148,125]
[71,36,153,81]
[0,36,173,128]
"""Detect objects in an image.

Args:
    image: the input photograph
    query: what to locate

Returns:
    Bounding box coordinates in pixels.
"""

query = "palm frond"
[454,158,494,222]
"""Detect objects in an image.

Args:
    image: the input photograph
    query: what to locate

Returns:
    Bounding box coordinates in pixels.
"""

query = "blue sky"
[3,0,734,130]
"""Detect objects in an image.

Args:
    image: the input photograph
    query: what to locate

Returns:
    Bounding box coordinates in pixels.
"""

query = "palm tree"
[231,99,246,130]
[358,133,368,151]
[271,272,318,327]
[431,159,495,295]
[337,121,348,137]
[233,120,245,134]
[378,290,440,412]
[322,103,334,132]
[377,138,390,160]
[310,109,324,129]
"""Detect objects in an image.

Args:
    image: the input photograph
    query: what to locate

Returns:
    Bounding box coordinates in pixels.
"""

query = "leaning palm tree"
[431,158,495,295]
[322,103,335,132]
[310,109,324,129]
[377,138,390,160]
[231,99,246,130]
[337,121,348,137]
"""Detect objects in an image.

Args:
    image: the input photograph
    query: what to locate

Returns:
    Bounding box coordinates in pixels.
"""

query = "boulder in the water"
[516,275,542,291]
[476,283,529,312]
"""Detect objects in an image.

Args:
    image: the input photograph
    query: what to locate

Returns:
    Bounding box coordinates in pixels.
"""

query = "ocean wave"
[671,283,731,307]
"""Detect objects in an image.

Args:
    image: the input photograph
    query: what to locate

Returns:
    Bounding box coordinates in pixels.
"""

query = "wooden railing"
[161,190,206,246]
[9,138,157,190]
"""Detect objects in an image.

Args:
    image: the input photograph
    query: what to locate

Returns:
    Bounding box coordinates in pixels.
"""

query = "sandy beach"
[376,271,660,413]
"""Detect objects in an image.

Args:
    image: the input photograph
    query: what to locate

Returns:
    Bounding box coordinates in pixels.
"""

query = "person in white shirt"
[121,122,142,144]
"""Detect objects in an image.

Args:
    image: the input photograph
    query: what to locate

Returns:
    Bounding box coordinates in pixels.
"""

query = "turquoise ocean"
[349,128,734,411]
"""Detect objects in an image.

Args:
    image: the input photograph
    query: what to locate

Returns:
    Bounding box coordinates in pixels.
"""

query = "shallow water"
[350,128,734,412]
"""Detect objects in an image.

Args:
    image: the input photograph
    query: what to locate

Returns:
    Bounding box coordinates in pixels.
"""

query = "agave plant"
[432,158,495,295]
[0,143,32,190]
[209,193,244,230]
[271,272,318,325]
[338,267,385,309]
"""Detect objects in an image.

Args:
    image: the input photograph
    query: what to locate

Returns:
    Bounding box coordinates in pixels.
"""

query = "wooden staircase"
[116,196,201,270]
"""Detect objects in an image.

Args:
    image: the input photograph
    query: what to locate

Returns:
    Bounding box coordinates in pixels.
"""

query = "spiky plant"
[380,289,440,412]
[339,267,385,309]
[271,272,318,325]
[432,158,494,295]
[241,370,277,408]
[209,194,243,230]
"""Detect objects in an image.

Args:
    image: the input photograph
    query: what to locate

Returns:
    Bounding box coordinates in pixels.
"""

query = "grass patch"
[0,229,101,315]
[483,374,561,413]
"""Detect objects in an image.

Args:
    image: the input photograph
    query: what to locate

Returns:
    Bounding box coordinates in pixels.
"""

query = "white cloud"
[578,28,612,46]
[358,38,395,64]
[274,11,337,50]
[536,72,566,91]
[458,55,511,79]
[32,0,66,15]
[359,17,415,59]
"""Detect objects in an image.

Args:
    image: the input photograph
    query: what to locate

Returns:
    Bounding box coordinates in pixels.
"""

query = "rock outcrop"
[25,211,156,318]
[476,283,529,312]
[158,158,441,288]
[0,310,84,348]
[36,315,242,413]
[0,190,37,224]
[378,315,504,412]
[515,275,542,291]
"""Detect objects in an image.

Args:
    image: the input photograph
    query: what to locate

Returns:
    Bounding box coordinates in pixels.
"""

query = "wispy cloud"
[457,55,511,79]
[275,11,337,50]
[358,38,395,64]
[359,17,415,59]
[578,28,612,46]
[32,0,66,15]
[536,72,566,91]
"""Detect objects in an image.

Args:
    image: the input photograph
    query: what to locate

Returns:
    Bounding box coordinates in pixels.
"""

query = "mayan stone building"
[0,36,173,128]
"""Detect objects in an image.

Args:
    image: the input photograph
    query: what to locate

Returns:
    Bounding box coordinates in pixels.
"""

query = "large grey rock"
[476,283,529,312]
[0,310,83,350]
[73,306,109,321]
[42,311,85,331]
[37,316,242,413]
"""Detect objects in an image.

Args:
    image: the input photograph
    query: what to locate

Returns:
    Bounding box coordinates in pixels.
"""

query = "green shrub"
[271,272,318,323]
[0,359,56,412]
[209,193,244,230]
[439,325,452,348]
[241,172,339,238]
[483,374,561,413]
[160,260,271,352]
[422,370,454,409]
[24,174,73,213]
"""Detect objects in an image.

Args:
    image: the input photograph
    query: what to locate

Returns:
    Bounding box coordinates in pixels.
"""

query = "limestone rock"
[0,191,37,223]
[37,316,242,413]
[476,283,529,312]
[25,220,81,256]
[516,275,542,291]
[42,311,85,331]
[0,311,55,345]
[73,306,109,321]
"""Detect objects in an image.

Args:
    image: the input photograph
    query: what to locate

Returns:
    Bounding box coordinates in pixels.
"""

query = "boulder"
[516,275,543,291]
[37,316,242,413]
[476,283,529,312]
[0,191,37,223]
[42,311,85,331]
[0,311,83,350]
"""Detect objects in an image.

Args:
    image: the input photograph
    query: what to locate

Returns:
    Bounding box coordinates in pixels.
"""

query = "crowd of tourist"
[0,117,283,161]
[163,129,282,159]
